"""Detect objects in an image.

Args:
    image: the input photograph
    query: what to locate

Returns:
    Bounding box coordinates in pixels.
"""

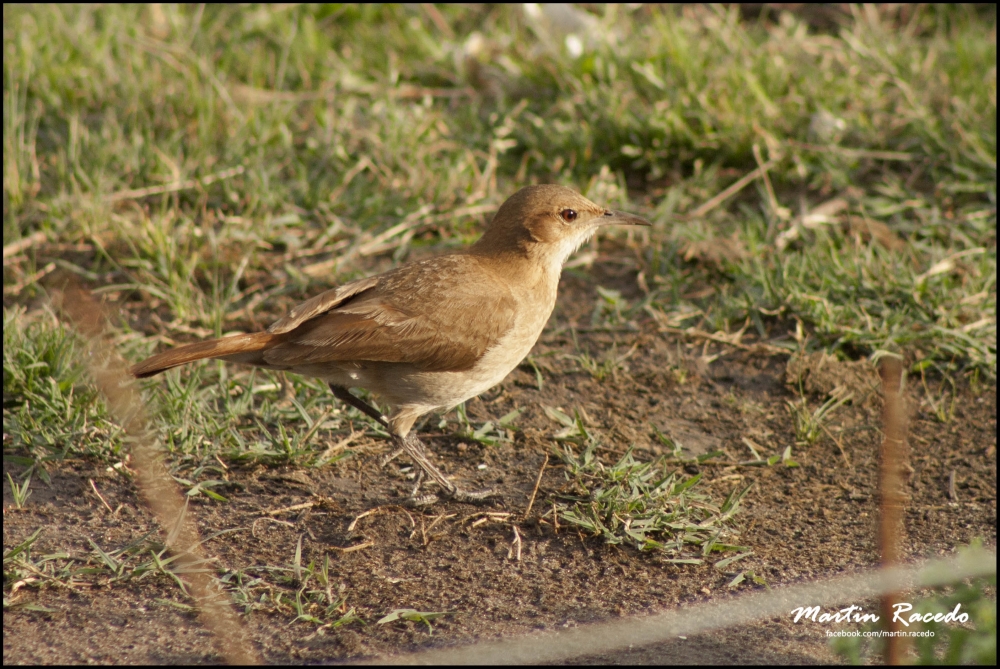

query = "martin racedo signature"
[791,603,970,627]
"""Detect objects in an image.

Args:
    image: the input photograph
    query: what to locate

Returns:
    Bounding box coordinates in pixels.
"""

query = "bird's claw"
[403,485,500,507]
[449,486,501,504]
[380,447,405,468]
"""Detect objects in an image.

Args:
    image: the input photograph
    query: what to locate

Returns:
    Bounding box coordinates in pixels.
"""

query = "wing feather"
[267,275,380,334]
[263,255,517,372]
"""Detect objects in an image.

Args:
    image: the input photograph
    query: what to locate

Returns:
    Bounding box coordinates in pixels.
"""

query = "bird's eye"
[560,209,578,222]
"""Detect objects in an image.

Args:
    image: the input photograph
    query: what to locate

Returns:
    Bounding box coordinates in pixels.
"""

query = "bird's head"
[472,184,650,269]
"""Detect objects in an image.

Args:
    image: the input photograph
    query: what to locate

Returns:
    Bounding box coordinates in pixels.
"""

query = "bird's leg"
[397,433,456,495]
[329,384,389,428]
[327,384,498,505]
[379,447,406,467]
[409,470,425,498]
[329,384,404,466]
[397,433,499,506]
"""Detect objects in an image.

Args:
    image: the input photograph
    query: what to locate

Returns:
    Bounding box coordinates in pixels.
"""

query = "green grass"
[551,438,750,562]
[377,608,452,635]
[787,390,853,447]
[3,524,365,632]
[541,408,749,560]
[3,5,996,474]
[3,307,121,465]
[2,303,369,480]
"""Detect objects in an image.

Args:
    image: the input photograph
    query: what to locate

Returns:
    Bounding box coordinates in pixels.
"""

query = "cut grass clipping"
[548,436,750,563]
[377,608,453,636]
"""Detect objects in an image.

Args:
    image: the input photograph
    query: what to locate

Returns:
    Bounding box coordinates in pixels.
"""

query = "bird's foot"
[448,485,501,504]
[380,447,405,467]
[403,485,500,508]
[394,433,501,506]
[404,492,441,507]
[403,463,500,507]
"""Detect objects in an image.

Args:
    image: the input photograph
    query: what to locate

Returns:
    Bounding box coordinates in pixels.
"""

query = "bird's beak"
[599,210,652,227]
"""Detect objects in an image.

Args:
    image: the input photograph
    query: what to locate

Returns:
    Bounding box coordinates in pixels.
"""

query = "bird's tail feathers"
[131,332,278,378]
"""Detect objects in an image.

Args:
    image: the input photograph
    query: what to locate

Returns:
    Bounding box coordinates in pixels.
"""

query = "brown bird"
[131,184,650,503]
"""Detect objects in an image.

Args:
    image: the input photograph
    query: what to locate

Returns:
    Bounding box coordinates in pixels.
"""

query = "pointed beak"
[599,210,652,227]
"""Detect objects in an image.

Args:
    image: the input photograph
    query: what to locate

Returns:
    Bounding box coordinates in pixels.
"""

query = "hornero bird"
[132,185,650,504]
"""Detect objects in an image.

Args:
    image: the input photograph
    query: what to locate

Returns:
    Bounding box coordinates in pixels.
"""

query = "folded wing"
[263,255,517,372]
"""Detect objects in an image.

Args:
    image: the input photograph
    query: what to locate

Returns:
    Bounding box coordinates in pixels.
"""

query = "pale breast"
[332,270,557,411]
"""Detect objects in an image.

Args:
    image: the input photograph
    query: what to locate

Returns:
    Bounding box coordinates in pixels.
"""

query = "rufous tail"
[131,332,279,378]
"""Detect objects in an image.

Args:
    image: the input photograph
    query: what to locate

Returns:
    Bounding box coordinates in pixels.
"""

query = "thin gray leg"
[380,447,406,467]
[329,384,388,428]
[327,384,499,505]
[397,433,499,506]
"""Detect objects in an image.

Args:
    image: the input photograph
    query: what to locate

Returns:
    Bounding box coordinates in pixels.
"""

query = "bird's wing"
[267,275,380,334]
[262,255,517,372]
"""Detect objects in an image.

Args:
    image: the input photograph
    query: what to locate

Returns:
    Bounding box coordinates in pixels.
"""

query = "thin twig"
[683,160,777,220]
[89,479,116,515]
[821,424,853,469]
[523,454,549,519]
[316,428,360,464]
[16,561,89,591]
[507,525,523,562]
[347,505,414,532]
[787,140,916,162]
[265,501,318,516]
[647,312,791,356]
[421,3,455,38]
[326,156,373,204]
[230,82,473,104]
[328,541,374,553]
[3,262,56,295]
[463,511,513,527]
[752,143,781,219]
[357,202,497,257]
[299,408,334,450]
[106,165,245,202]
[426,513,456,533]
[60,283,260,665]
[2,231,47,260]
[251,517,295,538]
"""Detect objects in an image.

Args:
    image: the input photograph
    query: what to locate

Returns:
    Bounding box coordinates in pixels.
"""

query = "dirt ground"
[3,257,996,664]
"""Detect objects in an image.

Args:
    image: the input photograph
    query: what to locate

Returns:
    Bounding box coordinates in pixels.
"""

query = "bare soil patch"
[4,262,996,664]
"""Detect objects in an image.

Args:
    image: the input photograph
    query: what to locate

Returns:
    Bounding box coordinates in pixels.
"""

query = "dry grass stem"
[878,356,909,665]
[106,166,245,202]
[684,160,777,220]
[523,453,549,519]
[508,525,523,562]
[328,541,375,553]
[347,505,415,533]
[88,479,116,515]
[2,230,47,260]
[60,284,260,665]
[265,501,319,516]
